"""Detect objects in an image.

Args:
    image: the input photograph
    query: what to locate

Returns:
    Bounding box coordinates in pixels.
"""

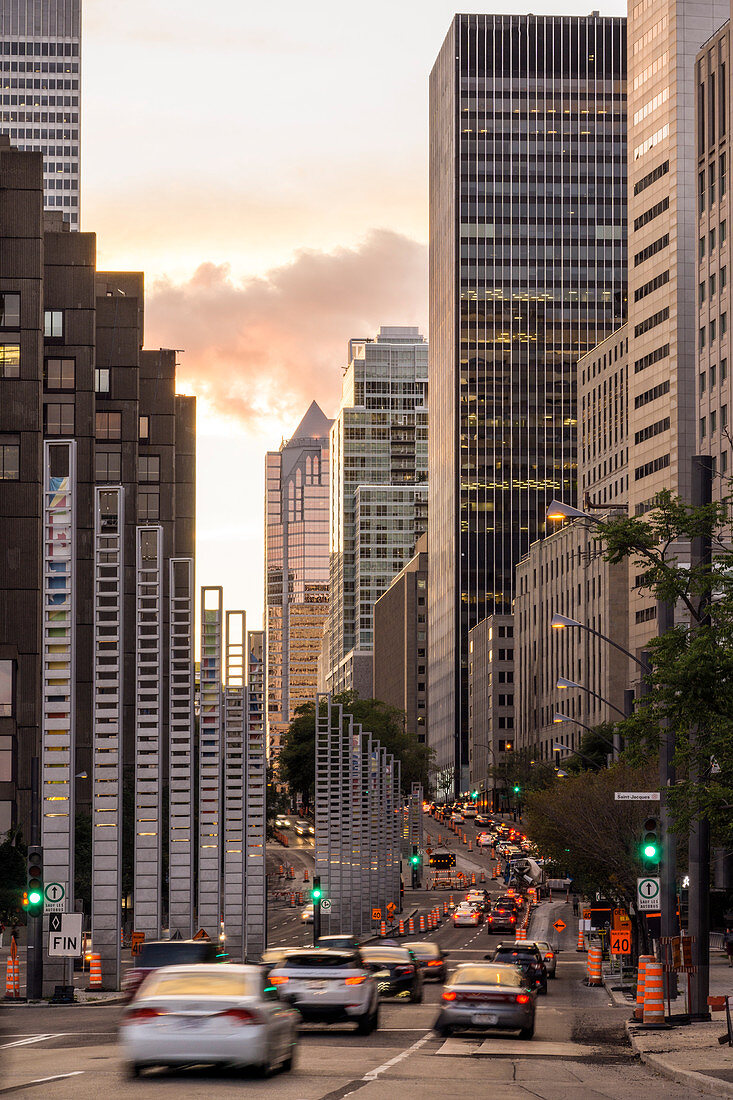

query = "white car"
[270,947,379,1033]
[451,812,464,823]
[477,833,493,847]
[453,904,481,927]
[120,964,299,1079]
[301,904,314,924]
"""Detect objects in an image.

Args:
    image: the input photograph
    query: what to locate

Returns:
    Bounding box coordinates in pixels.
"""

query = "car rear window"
[495,949,537,962]
[450,966,523,988]
[361,948,411,964]
[140,970,258,998]
[282,952,360,969]
[405,942,439,958]
[138,942,217,967]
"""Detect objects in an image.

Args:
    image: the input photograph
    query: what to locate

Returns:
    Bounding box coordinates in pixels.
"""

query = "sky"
[82,0,625,626]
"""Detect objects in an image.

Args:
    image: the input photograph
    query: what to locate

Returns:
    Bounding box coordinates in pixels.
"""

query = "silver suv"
[269,948,379,1033]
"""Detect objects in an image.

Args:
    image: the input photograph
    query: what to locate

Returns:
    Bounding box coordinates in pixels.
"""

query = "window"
[634,417,670,445]
[722,313,728,337]
[700,326,706,352]
[700,235,706,261]
[44,401,74,435]
[723,451,729,473]
[0,661,13,717]
[722,220,727,244]
[95,367,109,394]
[701,416,707,441]
[710,273,716,297]
[700,280,707,306]
[0,292,20,327]
[722,358,728,382]
[700,371,707,396]
[138,488,159,521]
[139,415,149,441]
[95,411,121,439]
[711,226,717,251]
[721,153,727,197]
[722,266,727,289]
[635,380,670,409]
[712,410,717,434]
[634,234,669,267]
[711,319,717,343]
[634,454,670,481]
[0,341,20,378]
[43,309,63,338]
[634,159,669,195]
[95,449,121,482]
[44,357,74,390]
[0,435,19,479]
[722,405,728,430]
[635,344,670,374]
[699,169,706,214]
[635,270,669,303]
[709,162,716,208]
[633,196,670,232]
[711,363,717,387]
[138,455,160,482]
[634,307,669,338]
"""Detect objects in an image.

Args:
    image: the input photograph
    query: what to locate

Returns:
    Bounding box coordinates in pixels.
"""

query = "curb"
[626,1022,733,1098]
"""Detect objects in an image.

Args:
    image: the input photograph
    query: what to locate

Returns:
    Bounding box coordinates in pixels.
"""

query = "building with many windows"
[428,13,628,789]
[324,327,428,697]
[264,402,331,764]
[0,0,81,227]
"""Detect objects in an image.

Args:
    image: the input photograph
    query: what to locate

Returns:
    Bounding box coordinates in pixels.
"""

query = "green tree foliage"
[75,811,92,917]
[0,826,26,922]
[279,692,433,806]
[525,763,658,907]
[596,489,733,845]
[488,748,557,796]
[565,724,616,773]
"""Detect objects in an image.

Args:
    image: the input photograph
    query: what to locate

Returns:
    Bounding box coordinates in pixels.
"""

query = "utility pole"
[312,875,322,947]
[689,454,713,1019]
[656,598,678,1003]
[27,756,42,1000]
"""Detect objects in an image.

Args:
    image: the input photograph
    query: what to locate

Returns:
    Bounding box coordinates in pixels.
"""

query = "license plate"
[472,1013,498,1025]
[308,980,327,990]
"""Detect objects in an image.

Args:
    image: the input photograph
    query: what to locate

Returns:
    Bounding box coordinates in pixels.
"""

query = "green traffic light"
[643,843,658,860]
[311,888,322,901]
[513,785,521,794]
[410,854,420,865]
[28,890,42,905]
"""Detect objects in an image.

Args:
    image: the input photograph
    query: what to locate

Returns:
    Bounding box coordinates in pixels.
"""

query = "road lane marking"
[362,1032,433,1080]
[0,1034,65,1049]
[0,1072,84,1094]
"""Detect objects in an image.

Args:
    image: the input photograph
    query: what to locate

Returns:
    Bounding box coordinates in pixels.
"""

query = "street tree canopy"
[278,692,433,807]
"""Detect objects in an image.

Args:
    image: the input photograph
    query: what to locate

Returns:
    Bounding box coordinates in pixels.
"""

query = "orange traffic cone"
[398,920,405,937]
[643,960,665,1026]
[576,921,585,952]
[408,917,415,934]
[635,955,654,1020]
[419,914,425,932]
[89,953,102,990]
[5,956,17,999]
[380,921,387,937]
[303,869,309,882]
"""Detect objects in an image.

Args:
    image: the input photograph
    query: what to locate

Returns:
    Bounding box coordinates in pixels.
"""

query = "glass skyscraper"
[265,402,331,763]
[428,13,627,786]
[0,0,81,227]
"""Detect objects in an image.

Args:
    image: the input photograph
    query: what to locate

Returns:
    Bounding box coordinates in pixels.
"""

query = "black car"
[360,946,423,1002]
[486,905,519,935]
[316,934,362,951]
[489,943,548,994]
[404,940,449,982]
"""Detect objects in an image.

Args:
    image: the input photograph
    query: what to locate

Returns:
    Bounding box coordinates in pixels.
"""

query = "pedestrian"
[572,894,579,917]
[725,926,733,967]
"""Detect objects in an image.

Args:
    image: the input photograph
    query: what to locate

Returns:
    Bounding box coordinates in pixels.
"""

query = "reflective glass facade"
[265,402,331,763]
[428,14,627,784]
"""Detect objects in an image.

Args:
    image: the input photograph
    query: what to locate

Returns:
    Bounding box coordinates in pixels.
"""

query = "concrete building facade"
[468,613,515,807]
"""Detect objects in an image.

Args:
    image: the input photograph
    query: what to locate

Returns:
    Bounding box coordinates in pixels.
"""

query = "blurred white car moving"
[120,964,299,1079]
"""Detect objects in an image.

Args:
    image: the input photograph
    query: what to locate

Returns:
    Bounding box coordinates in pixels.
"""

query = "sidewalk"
[604,950,733,1097]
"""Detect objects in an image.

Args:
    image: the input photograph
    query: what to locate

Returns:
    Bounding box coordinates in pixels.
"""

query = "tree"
[565,723,617,773]
[278,692,433,806]
[74,811,92,918]
[0,826,26,923]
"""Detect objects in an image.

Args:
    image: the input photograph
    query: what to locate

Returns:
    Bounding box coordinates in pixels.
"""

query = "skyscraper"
[264,402,331,763]
[428,13,627,788]
[326,327,428,697]
[0,0,81,227]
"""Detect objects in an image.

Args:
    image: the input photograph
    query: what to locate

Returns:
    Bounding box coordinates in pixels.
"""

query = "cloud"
[145,230,428,428]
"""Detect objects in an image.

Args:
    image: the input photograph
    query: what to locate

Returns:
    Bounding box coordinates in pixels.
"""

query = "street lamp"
[552,742,606,770]
[556,675,626,719]
[553,712,615,751]
[551,613,650,674]
[546,499,590,522]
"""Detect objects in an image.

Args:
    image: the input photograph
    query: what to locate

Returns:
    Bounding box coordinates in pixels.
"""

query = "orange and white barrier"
[635,955,654,1020]
[643,959,665,1026]
[586,945,603,986]
[89,953,102,989]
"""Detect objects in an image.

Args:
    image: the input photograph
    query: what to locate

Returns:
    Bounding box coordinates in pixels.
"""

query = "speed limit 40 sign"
[609,929,632,955]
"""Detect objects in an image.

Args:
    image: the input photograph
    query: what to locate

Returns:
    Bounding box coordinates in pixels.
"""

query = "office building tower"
[428,13,628,789]
[325,326,428,697]
[468,613,514,808]
[265,402,331,764]
[626,0,728,655]
[0,0,81,227]
[373,533,428,744]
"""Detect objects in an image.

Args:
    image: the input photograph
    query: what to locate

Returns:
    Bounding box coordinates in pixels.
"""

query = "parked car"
[360,946,423,1002]
[434,962,536,1039]
[404,941,449,982]
[121,938,221,1002]
[269,948,379,1033]
[120,964,299,1078]
[490,943,548,994]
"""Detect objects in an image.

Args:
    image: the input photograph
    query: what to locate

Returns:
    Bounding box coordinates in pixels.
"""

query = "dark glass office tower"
[428,13,627,787]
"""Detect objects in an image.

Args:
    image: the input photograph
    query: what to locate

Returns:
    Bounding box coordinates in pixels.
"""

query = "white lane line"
[0,1072,84,1093]
[0,1034,65,1049]
[361,1031,433,1081]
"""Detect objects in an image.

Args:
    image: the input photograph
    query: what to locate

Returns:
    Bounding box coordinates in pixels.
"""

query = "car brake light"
[427,960,442,966]
[124,1006,164,1022]
[219,1008,261,1025]
[516,994,530,1004]
[345,976,366,985]
[442,990,456,1001]
[545,952,554,959]
[395,965,414,975]
[270,975,289,985]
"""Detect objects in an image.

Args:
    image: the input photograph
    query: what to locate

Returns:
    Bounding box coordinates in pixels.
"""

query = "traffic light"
[410,847,420,866]
[513,784,521,795]
[471,789,478,801]
[26,845,43,918]
[21,891,29,911]
[310,876,323,903]
[641,817,660,863]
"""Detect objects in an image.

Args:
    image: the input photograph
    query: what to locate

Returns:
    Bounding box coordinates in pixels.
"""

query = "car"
[121,938,221,1002]
[495,894,521,912]
[490,943,548,994]
[269,948,379,1033]
[476,832,493,847]
[404,941,449,982]
[120,963,299,1078]
[527,939,558,978]
[453,903,482,927]
[465,890,490,912]
[451,811,464,823]
[316,934,362,951]
[463,807,477,819]
[486,905,518,935]
[360,946,423,1002]
[434,962,536,1039]
[261,948,294,977]
[300,904,314,924]
[275,815,291,828]
[294,820,311,837]
[474,815,492,826]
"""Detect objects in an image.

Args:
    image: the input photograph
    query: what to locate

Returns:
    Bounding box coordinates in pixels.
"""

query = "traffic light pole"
[312,875,321,947]
[27,756,42,1000]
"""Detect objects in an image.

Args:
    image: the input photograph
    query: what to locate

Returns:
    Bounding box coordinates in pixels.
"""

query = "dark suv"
[122,939,220,1001]
[489,943,548,994]
[486,904,518,935]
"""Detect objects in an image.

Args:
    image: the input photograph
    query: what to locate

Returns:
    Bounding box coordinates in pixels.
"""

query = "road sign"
[192,927,210,941]
[610,929,632,955]
[48,912,82,957]
[553,919,566,933]
[387,902,397,915]
[321,899,332,912]
[615,792,660,801]
[131,931,145,956]
[637,876,661,911]
[582,908,592,921]
[43,881,66,913]
[372,908,382,921]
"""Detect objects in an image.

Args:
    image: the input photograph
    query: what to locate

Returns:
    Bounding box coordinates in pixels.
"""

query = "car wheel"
[436,1024,452,1037]
[357,1007,376,1034]
[126,1063,142,1079]
[519,1024,535,1040]
[282,1045,296,1073]
[410,984,423,1004]
[540,983,548,995]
